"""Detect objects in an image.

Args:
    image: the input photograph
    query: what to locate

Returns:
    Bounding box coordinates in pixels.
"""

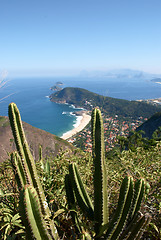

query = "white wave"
[69,112,75,116]
[69,104,76,109]
[62,111,75,116]
[73,116,83,128]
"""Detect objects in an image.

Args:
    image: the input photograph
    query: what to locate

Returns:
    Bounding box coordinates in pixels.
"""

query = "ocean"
[0,77,161,137]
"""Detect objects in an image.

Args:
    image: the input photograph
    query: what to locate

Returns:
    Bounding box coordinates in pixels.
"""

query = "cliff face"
[0,116,74,162]
[136,112,161,139]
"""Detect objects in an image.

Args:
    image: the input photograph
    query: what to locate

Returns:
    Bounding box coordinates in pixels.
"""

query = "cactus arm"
[131,179,145,220]
[91,108,108,235]
[19,185,52,240]
[45,159,50,174]
[109,177,134,240]
[8,103,48,215]
[104,176,133,240]
[69,163,94,220]
[8,103,59,240]
[65,174,82,234]
[39,144,43,161]
[11,151,28,189]
[126,213,151,240]
[8,103,34,171]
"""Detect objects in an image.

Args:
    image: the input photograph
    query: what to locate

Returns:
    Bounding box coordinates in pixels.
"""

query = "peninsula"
[50,87,161,118]
[50,87,161,140]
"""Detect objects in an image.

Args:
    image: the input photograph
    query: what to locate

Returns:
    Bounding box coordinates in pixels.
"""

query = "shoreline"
[61,112,91,140]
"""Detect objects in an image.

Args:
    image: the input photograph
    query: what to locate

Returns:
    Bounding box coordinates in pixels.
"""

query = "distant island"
[56,81,63,85]
[50,87,161,118]
[50,81,64,91]
[50,85,63,91]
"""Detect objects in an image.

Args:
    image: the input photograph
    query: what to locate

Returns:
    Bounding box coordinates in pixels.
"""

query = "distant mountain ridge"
[50,87,161,118]
[79,69,161,79]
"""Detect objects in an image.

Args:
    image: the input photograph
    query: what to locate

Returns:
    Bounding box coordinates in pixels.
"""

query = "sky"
[0,0,161,77]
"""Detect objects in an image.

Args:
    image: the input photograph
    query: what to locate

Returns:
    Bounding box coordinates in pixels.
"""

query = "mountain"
[50,87,161,118]
[0,116,74,162]
[136,111,161,139]
[79,69,161,79]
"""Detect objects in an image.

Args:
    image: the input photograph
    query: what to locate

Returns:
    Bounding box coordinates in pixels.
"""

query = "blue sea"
[0,77,161,137]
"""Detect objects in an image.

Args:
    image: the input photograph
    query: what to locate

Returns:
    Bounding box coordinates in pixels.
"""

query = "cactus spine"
[65,107,150,239]
[8,103,59,240]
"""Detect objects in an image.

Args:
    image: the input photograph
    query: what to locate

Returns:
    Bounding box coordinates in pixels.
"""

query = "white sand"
[61,113,91,140]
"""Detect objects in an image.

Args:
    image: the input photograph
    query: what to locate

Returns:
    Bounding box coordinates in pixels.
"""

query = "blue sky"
[0,0,161,77]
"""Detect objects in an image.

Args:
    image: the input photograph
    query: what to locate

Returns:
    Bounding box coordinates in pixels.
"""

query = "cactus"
[8,103,59,240]
[65,174,83,236]
[19,185,52,240]
[68,163,94,219]
[91,108,108,235]
[65,108,150,239]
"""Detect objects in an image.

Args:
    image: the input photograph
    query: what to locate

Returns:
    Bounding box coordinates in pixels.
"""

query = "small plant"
[0,207,25,240]
[65,108,151,239]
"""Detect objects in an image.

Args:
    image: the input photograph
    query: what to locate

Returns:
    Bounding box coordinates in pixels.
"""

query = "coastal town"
[51,86,161,152]
[65,111,147,152]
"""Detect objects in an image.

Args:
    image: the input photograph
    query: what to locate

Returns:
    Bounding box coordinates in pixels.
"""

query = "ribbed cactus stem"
[129,178,145,222]
[69,163,94,219]
[11,151,29,189]
[8,103,59,240]
[91,108,108,235]
[125,213,151,240]
[19,185,52,240]
[65,174,82,234]
[39,144,43,161]
[45,159,50,174]
[105,176,133,240]
[8,103,47,215]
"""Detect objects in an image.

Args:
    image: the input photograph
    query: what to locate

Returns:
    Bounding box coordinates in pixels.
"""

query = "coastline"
[61,112,91,140]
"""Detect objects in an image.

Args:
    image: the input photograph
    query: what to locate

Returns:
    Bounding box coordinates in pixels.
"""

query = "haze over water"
[0,77,161,137]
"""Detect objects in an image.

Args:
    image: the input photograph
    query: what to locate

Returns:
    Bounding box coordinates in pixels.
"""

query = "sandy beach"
[61,112,91,140]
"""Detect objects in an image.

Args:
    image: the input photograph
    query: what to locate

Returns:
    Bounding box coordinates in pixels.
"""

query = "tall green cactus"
[91,108,108,235]
[19,185,53,240]
[8,103,59,240]
[65,108,150,239]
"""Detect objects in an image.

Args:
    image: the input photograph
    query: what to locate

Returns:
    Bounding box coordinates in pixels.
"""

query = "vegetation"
[50,87,161,118]
[0,115,73,162]
[65,108,150,239]
[136,111,161,139]
[0,103,160,239]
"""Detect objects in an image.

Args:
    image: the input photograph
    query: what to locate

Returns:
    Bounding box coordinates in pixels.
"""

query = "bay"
[0,77,161,137]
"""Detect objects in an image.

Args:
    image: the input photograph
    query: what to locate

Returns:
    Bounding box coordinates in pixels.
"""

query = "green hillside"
[50,87,161,118]
[136,111,161,138]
